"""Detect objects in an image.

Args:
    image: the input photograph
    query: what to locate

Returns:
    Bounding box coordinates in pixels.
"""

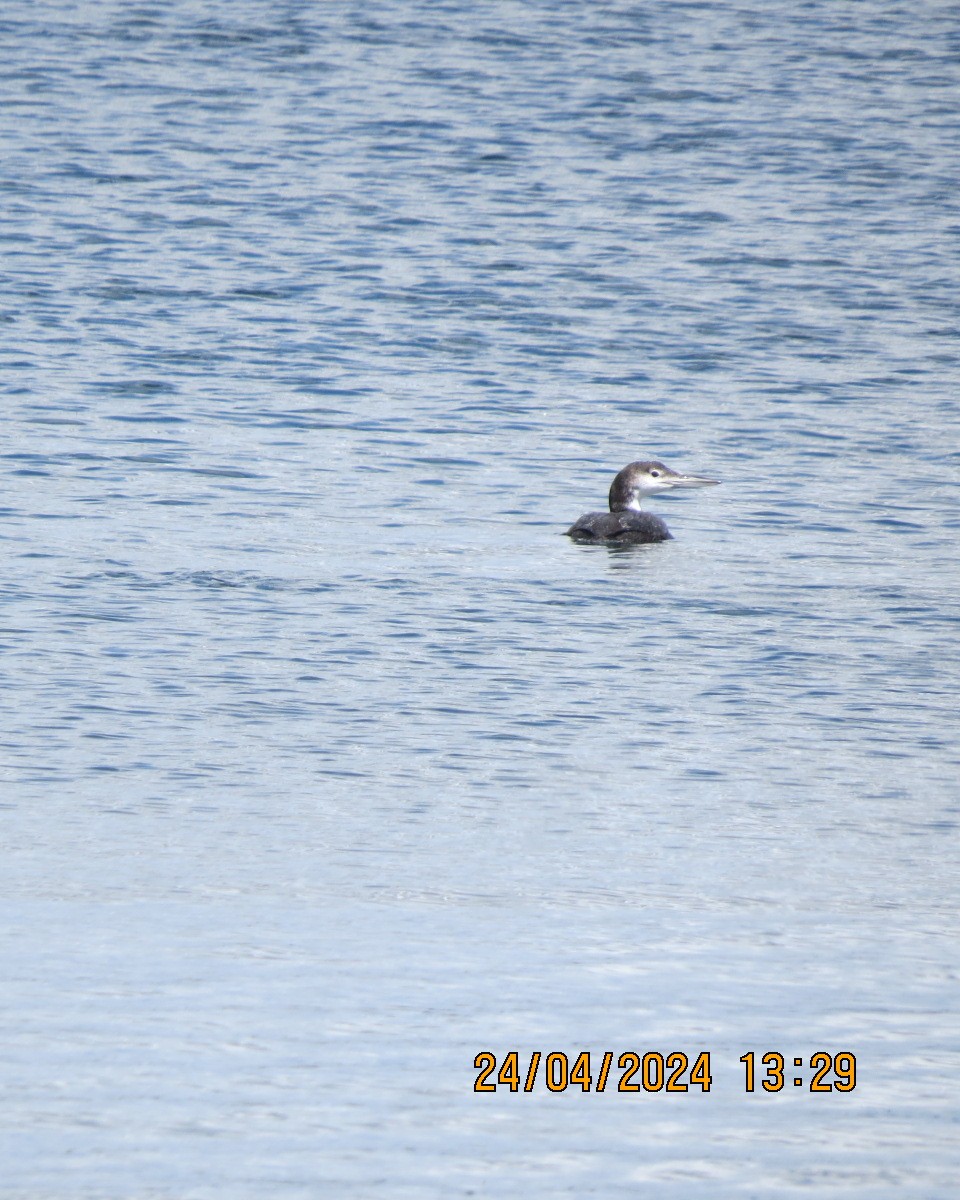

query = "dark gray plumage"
[566,509,673,543]
[566,459,720,544]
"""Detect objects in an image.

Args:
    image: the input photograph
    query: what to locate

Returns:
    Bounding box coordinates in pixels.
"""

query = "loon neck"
[610,495,643,513]
[608,469,646,513]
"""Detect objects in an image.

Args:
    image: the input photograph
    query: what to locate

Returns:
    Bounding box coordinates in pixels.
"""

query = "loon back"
[566,510,672,543]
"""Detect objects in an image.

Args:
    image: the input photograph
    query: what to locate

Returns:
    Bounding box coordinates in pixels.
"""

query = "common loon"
[566,460,720,543]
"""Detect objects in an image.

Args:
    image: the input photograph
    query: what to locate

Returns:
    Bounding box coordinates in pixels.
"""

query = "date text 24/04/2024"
[473,1051,857,1094]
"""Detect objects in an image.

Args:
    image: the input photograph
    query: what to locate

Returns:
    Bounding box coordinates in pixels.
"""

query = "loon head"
[609,460,720,512]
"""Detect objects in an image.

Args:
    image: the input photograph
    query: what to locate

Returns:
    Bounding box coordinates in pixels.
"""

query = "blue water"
[2,1,959,1195]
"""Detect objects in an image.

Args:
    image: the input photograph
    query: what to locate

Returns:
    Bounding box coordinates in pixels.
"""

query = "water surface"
[2,1,959,1195]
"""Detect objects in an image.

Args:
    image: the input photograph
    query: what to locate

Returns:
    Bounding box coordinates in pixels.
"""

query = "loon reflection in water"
[566,460,720,544]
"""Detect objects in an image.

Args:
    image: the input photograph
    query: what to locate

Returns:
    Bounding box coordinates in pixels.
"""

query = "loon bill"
[566,460,720,544]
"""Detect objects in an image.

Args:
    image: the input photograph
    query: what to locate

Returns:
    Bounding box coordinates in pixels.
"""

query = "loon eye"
[649,470,661,478]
